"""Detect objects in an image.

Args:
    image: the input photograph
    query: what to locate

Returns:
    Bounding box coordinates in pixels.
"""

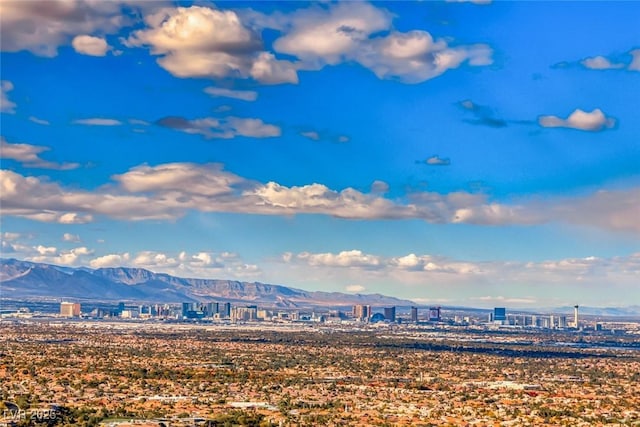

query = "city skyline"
[1,1,639,308]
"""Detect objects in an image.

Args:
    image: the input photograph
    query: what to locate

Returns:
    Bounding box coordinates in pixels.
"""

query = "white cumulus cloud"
[127,5,298,84]
[580,55,625,70]
[538,108,615,131]
[2,162,639,234]
[113,162,243,197]
[90,253,130,268]
[0,0,127,57]
[72,35,110,56]
[577,49,640,72]
[297,250,382,268]
[267,2,492,83]
[1,137,80,170]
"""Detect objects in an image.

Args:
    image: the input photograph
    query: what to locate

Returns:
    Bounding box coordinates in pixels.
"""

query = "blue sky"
[1,0,639,308]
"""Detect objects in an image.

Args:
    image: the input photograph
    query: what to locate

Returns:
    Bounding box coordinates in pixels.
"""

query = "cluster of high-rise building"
[55,301,584,330]
[350,305,441,323]
[488,307,578,329]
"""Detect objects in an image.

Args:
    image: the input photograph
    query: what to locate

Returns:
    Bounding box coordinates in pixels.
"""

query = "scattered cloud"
[538,108,615,132]
[300,129,350,143]
[0,137,80,170]
[72,35,110,56]
[357,32,492,83]
[580,55,625,70]
[1,232,22,241]
[345,284,366,293]
[425,155,451,166]
[267,2,493,83]
[73,118,122,126]
[1,162,638,233]
[88,249,260,278]
[204,87,258,101]
[29,116,50,125]
[3,234,259,279]
[127,6,298,84]
[282,249,640,299]
[294,250,383,269]
[114,162,243,197]
[0,1,127,57]
[272,2,392,66]
[557,48,640,72]
[300,131,320,141]
[62,233,81,243]
[1,80,16,113]
[0,169,158,222]
[29,246,94,266]
[156,115,280,139]
[89,253,130,268]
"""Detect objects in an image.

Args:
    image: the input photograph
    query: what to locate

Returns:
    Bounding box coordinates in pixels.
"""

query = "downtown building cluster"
[33,301,608,332]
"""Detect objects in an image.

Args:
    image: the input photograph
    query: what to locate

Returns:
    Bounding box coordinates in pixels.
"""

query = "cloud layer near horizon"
[1,162,638,233]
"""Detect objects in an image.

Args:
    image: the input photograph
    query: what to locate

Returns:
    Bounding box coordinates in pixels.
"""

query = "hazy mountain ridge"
[552,305,640,317]
[0,258,414,307]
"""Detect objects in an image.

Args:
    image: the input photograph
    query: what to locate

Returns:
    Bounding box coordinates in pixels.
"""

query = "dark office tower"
[384,307,396,322]
[222,302,231,318]
[117,302,125,315]
[494,307,506,321]
[182,302,191,317]
[428,306,441,321]
[410,306,418,322]
[205,302,219,317]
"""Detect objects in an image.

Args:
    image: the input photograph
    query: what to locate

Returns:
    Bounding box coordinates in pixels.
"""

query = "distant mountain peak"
[0,258,415,307]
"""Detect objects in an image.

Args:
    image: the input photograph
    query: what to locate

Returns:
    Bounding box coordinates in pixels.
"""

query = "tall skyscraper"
[353,305,369,321]
[573,305,579,328]
[494,307,506,322]
[205,302,219,317]
[558,316,567,328]
[222,302,231,318]
[410,306,418,322]
[182,302,191,317]
[383,307,396,322]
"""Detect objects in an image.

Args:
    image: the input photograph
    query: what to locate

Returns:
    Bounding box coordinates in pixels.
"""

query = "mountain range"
[0,258,415,307]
